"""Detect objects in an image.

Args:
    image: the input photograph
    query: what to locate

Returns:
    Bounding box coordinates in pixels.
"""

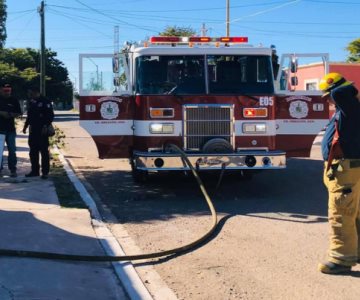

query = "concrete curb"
[54,147,154,300]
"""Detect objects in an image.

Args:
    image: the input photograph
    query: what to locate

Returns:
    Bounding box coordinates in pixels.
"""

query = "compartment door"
[274,53,330,157]
[79,53,134,158]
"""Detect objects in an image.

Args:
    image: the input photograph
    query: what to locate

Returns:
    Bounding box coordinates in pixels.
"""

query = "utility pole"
[226,0,230,37]
[38,1,46,95]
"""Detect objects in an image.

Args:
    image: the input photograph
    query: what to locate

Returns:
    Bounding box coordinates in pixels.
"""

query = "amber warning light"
[189,37,212,43]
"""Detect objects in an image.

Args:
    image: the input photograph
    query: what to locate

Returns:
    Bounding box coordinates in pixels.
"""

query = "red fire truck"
[79,36,330,181]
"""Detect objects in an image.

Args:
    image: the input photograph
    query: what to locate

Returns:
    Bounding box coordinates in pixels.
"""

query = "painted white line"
[54,147,154,300]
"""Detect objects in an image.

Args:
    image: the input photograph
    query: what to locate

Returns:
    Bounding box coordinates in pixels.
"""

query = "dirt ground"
[55,112,360,300]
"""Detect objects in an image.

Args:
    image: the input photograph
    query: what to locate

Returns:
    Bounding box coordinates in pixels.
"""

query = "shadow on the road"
[80,157,328,226]
[0,210,125,298]
[350,271,360,278]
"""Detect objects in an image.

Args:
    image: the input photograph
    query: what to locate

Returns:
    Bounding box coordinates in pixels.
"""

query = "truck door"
[79,53,134,158]
[274,53,330,157]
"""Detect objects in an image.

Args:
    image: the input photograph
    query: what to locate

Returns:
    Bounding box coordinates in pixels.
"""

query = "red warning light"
[150,36,181,43]
[244,108,255,117]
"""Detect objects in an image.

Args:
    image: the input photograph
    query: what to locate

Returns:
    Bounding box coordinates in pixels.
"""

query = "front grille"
[183,105,234,150]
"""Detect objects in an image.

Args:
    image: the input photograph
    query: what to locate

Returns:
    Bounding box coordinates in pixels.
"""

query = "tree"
[0,47,73,105]
[27,48,74,107]
[159,25,196,37]
[346,38,360,63]
[0,0,6,48]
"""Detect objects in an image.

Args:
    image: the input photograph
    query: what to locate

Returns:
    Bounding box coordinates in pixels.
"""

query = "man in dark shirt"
[318,73,360,274]
[0,84,22,177]
[22,86,54,179]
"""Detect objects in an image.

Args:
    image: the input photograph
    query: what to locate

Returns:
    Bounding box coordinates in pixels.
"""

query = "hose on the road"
[0,144,218,262]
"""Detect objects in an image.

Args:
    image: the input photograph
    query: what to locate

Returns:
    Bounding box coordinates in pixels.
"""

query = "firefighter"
[22,86,54,179]
[318,72,360,274]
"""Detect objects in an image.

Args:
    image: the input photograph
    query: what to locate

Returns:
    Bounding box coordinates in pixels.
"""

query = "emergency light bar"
[149,36,248,44]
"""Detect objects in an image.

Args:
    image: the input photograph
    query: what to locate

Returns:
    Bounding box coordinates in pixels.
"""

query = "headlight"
[149,123,174,134]
[242,123,266,134]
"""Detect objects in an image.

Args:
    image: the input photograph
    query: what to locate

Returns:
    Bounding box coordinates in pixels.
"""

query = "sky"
[5,0,360,88]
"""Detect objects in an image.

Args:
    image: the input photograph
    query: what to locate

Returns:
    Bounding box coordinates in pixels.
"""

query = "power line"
[48,5,360,29]
[236,24,358,39]
[12,11,37,42]
[73,0,159,33]
[304,0,360,4]
[7,10,35,23]
[48,1,294,13]
[7,9,37,14]
[236,20,360,26]
[48,7,161,34]
[49,6,221,25]
[47,9,113,39]
[230,0,301,24]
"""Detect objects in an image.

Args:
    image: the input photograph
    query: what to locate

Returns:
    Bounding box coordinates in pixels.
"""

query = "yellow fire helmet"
[319,72,353,97]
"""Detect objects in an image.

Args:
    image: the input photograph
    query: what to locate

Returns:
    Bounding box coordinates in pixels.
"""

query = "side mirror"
[113,76,120,87]
[291,76,298,86]
[113,56,119,73]
[290,57,298,73]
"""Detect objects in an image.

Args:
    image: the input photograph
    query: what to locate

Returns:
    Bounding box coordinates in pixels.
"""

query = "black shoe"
[318,261,352,274]
[25,172,40,177]
[10,171,17,178]
[41,174,48,179]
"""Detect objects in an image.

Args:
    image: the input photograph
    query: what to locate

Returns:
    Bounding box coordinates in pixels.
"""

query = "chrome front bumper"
[133,150,286,171]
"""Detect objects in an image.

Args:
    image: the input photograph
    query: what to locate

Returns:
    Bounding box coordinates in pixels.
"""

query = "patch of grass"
[51,156,87,209]
[50,126,66,148]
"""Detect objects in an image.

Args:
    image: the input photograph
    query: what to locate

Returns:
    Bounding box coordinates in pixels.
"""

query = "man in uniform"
[22,86,54,179]
[318,72,360,274]
[0,83,22,177]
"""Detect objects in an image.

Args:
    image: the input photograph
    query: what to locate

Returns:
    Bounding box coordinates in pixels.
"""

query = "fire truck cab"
[79,36,329,181]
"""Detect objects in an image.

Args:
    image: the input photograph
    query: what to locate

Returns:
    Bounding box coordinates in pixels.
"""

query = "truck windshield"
[135,55,274,95]
[136,55,205,95]
[208,55,274,94]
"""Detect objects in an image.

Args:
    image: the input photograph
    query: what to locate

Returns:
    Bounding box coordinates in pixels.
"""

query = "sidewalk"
[0,132,128,299]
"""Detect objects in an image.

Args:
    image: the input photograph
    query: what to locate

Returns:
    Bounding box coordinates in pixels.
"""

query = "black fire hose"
[0,144,218,262]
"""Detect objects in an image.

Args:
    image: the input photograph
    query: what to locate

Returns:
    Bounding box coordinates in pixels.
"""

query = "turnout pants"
[28,130,50,175]
[323,159,360,266]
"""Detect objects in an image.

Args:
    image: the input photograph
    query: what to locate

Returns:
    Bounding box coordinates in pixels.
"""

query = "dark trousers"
[28,131,50,175]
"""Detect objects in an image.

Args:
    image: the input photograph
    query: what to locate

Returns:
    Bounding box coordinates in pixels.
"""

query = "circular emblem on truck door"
[100,101,119,119]
[289,100,308,119]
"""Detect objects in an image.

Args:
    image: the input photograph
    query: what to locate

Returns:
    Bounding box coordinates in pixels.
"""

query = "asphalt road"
[54,111,360,300]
